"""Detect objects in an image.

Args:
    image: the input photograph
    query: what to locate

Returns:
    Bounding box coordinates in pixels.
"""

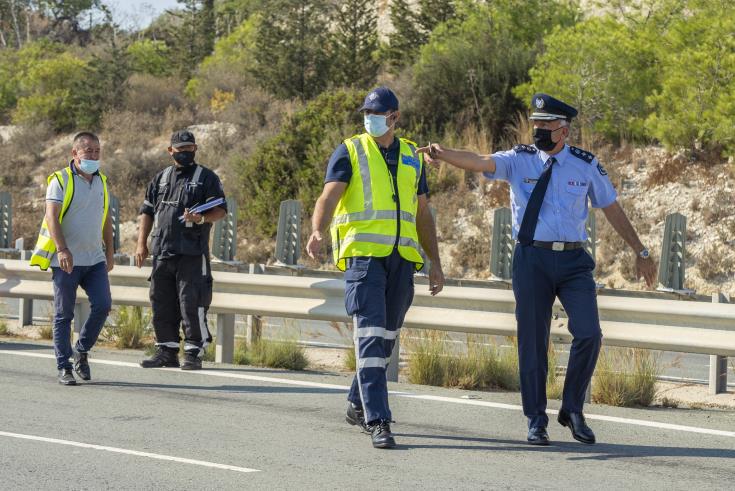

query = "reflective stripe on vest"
[330,134,424,271]
[29,167,109,271]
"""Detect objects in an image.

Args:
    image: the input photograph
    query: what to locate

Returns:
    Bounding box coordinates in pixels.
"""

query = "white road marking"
[0,430,260,474]
[2,349,734,439]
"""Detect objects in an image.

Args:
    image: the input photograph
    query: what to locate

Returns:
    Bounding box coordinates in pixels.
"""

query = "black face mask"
[172,151,195,166]
[533,127,563,152]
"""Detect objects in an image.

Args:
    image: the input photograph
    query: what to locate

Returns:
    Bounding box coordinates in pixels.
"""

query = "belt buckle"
[552,241,565,252]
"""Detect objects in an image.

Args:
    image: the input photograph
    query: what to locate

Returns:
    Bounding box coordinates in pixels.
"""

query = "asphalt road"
[1,340,734,490]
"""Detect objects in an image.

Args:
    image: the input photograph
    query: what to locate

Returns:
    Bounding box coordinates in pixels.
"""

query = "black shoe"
[140,347,180,368]
[181,351,202,371]
[58,368,76,386]
[345,402,368,432]
[369,420,396,449]
[527,426,550,445]
[558,409,596,444]
[73,351,91,381]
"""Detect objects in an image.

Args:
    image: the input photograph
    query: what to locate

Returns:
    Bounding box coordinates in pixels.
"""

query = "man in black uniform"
[135,130,227,370]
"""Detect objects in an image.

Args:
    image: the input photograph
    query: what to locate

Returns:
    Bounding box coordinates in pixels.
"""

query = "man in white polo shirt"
[30,132,114,385]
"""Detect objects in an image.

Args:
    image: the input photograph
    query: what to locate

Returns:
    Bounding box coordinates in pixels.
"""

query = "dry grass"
[344,344,356,371]
[0,318,9,336]
[248,338,308,370]
[407,331,520,391]
[698,244,735,281]
[546,341,563,400]
[39,325,53,340]
[592,348,660,407]
[107,306,151,349]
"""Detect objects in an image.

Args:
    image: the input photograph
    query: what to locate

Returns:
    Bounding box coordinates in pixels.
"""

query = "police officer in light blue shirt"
[420,93,657,446]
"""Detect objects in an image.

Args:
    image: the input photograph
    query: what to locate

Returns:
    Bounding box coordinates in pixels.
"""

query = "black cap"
[529,93,578,121]
[170,130,196,148]
[358,86,399,113]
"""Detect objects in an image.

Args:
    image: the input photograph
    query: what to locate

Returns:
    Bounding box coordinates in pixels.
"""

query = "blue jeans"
[52,262,112,370]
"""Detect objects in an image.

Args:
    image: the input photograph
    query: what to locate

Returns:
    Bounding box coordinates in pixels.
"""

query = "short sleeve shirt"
[483,144,617,242]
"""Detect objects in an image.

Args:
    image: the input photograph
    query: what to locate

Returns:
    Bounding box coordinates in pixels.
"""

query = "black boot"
[140,346,180,368]
[58,368,76,386]
[345,402,368,432]
[73,351,91,381]
[369,420,396,449]
[181,350,202,371]
[558,409,596,444]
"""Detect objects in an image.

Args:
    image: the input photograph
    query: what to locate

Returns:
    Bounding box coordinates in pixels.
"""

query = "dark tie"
[517,157,556,246]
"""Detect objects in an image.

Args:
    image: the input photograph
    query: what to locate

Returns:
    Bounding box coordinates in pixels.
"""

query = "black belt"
[531,241,584,251]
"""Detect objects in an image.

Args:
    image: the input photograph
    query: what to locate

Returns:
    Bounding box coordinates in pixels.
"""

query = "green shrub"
[515,16,658,143]
[202,341,217,362]
[407,331,519,391]
[249,339,309,371]
[645,2,735,154]
[408,1,579,142]
[592,347,660,407]
[127,39,172,77]
[108,306,151,349]
[0,318,9,336]
[344,345,356,372]
[237,88,363,235]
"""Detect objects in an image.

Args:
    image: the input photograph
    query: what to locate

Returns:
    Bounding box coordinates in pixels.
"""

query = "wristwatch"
[197,215,206,225]
[638,248,650,259]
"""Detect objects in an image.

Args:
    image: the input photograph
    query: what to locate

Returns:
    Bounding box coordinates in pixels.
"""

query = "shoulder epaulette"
[513,144,537,154]
[569,146,595,164]
[400,137,418,147]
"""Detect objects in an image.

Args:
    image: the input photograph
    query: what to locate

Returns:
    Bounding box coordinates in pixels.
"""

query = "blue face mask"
[364,113,392,137]
[79,159,100,174]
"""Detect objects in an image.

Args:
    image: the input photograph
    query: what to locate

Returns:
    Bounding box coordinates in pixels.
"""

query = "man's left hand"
[636,256,657,288]
[429,264,445,296]
[106,252,115,273]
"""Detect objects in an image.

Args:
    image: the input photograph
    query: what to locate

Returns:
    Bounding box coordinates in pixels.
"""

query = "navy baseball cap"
[358,86,399,113]
[170,130,196,148]
[529,93,578,121]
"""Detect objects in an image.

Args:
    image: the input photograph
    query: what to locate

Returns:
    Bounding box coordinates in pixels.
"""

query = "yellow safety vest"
[29,166,109,271]
[330,133,424,271]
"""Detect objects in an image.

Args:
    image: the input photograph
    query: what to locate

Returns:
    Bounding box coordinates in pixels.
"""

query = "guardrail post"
[274,200,301,266]
[110,195,121,254]
[490,207,513,280]
[212,198,238,262]
[73,301,90,342]
[246,264,263,345]
[15,250,32,329]
[709,293,729,394]
[387,337,400,383]
[658,213,686,290]
[215,313,235,364]
[0,191,12,249]
[418,207,437,273]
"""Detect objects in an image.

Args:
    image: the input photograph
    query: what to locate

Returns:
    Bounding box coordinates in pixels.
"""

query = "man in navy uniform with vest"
[420,94,657,445]
[135,130,227,370]
[307,87,444,449]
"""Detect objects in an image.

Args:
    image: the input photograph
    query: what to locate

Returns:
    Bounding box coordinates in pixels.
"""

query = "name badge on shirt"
[567,180,588,187]
[523,177,539,184]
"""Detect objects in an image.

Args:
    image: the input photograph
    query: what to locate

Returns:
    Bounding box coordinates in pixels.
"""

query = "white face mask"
[79,159,100,174]
[364,113,392,137]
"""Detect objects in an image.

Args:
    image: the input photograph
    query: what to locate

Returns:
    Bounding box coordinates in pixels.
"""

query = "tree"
[514,16,659,142]
[127,39,172,77]
[381,0,423,70]
[253,0,332,101]
[330,0,378,89]
[169,0,216,78]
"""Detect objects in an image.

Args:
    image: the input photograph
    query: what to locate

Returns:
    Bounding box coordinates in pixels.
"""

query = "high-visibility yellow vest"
[29,166,109,271]
[330,133,424,271]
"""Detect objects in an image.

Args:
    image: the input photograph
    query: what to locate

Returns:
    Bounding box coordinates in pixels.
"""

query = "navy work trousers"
[345,249,415,425]
[512,244,602,428]
[51,261,112,370]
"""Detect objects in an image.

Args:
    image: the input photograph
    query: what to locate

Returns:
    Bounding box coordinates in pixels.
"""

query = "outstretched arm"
[417,143,497,174]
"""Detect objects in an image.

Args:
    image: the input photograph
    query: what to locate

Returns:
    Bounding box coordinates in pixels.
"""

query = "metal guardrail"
[1,259,733,391]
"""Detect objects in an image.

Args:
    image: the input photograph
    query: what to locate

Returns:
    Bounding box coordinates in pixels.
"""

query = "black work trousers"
[149,254,213,355]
